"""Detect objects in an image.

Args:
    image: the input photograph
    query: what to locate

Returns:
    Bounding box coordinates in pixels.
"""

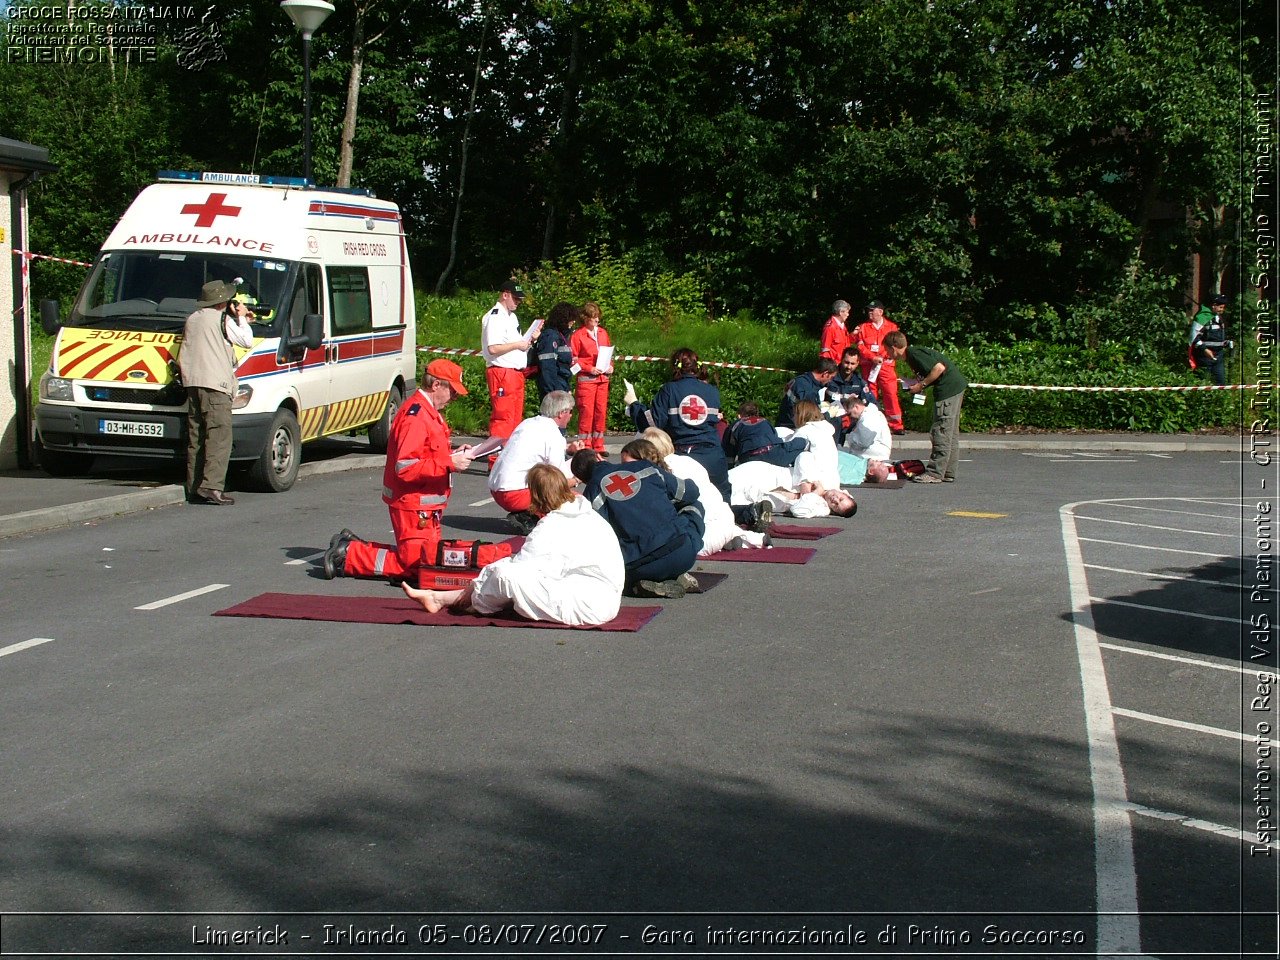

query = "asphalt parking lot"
[0,438,1273,957]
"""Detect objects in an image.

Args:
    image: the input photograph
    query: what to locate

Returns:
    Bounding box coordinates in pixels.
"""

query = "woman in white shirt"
[403,463,625,625]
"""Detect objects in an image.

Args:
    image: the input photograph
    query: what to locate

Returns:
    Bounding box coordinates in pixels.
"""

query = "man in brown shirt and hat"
[179,279,254,505]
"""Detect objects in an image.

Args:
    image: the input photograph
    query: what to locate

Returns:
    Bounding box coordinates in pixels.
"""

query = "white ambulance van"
[35,170,416,491]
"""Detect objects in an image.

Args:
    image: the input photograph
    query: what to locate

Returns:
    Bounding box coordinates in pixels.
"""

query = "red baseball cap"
[426,358,468,395]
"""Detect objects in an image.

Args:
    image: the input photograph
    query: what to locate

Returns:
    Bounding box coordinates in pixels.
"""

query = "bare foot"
[402,582,464,613]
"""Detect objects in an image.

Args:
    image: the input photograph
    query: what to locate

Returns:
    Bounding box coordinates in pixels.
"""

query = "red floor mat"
[765,523,843,540]
[214,592,663,631]
[698,546,817,564]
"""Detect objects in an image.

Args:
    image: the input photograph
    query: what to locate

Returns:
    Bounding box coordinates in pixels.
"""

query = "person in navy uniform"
[827,347,877,409]
[624,347,731,501]
[1189,294,1230,386]
[571,441,705,598]
[778,357,837,429]
[532,301,578,399]
[722,401,808,468]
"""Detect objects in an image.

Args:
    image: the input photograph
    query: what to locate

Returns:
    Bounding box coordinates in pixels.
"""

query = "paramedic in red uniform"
[481,280,531,449]
[853,299,904,434]
[324,359,474,581]
[570,301,613,451]
[819,299,852,363]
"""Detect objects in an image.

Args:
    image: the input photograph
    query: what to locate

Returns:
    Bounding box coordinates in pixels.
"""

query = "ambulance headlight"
[231,384,253,410]
[39,372,74,401]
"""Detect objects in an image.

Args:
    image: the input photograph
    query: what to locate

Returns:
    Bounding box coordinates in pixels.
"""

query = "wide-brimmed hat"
[197,280,239,307]
[426,358,468,395]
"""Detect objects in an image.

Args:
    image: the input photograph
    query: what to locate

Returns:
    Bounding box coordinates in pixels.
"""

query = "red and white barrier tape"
[969,382,1255,392]
[418,345,794,374]
[12,249,93,268]
[419,346,1259,391]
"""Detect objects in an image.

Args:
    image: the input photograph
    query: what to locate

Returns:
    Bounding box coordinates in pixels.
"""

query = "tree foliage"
[0,0,1262,351]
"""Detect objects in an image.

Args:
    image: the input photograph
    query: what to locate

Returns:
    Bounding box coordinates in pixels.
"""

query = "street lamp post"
[280,0,335,184]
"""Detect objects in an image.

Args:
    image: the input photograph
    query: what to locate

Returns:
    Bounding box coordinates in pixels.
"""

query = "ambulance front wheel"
[244,408,300,492]
[367,383,402,453]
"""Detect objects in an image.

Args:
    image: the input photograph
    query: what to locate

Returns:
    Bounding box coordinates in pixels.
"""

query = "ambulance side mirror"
[39,299,61,335]
[280,313,323,360]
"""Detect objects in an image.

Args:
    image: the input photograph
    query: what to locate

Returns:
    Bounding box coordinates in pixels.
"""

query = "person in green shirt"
[883,330,967,483]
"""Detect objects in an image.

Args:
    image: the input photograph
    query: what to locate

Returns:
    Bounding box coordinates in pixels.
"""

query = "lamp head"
[281,0,335,38]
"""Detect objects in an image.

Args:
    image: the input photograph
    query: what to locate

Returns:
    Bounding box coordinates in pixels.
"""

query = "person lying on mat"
[640,428,770,555]
[835,394,893,485]
[570,441,705,599]
[402,463,625,626]
[728,459,858,522]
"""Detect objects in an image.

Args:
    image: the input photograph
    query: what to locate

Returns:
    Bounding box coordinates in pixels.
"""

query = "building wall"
[0,175,17,470]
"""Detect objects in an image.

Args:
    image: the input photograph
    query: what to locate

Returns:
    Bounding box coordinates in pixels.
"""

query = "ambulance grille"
[85,385,186,406]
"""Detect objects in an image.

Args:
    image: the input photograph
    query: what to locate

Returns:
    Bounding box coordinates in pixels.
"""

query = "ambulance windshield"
[68,251,294,332]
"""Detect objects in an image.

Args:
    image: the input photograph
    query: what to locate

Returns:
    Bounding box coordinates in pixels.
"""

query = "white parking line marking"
[1075,515,1235,537]
[1097,502,1244,521]
[1112,707,1250,743]
[1098,641,1273,677]
[286,551,324,566]
[1060,503,1143,953]
[1122,802,1278,850]
[1090,595,1261,626]
[1083,563,1247,588]
[1050,458,1135,463]
[135,584,229,610]
[469,497,495,507]
[0,637,54,659]
[1078,537,1233,559]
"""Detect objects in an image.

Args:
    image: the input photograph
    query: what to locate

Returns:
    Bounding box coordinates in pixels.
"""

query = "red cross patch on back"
[678,394,709,425]
[601,469,641,501]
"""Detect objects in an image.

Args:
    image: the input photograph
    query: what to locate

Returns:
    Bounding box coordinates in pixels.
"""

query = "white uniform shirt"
[790,419,840,490]
[488,415,572,493]
[843,403,891,461]
[727,460,831,518]
[469,496,625,625]
[481,301,527,369]
[665,453,738,555]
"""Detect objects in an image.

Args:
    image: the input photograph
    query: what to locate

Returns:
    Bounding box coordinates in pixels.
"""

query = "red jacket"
[853,318,900,369]
[570,325,613,381]
[819,316,851,363]
[381,389,455,512]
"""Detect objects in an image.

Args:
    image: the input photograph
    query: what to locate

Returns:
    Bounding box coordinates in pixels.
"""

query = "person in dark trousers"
[532,301,578,399]
[625,347,731,501]
[1189,294,1230,386]
[883,330,967,484]
[179,279,254,505]
[571,442,705,599]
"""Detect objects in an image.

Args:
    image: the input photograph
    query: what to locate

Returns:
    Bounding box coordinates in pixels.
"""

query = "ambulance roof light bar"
[155,170,376,197]
[157,170,311,189]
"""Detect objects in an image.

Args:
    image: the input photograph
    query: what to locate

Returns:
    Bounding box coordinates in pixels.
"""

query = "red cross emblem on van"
[180,192,242,227]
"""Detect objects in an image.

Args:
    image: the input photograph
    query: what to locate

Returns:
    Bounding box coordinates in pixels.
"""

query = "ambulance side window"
[328,266,372,336]
[288,263,323,338]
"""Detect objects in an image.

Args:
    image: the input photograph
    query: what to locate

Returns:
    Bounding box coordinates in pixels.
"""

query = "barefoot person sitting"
[402,463,625,626]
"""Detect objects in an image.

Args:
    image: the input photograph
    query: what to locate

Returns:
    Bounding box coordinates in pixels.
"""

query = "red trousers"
[486,366,526,443]
[575,378,610,450]
[492,487,531,512]
[343,508,441,581]
[862,361,904,428]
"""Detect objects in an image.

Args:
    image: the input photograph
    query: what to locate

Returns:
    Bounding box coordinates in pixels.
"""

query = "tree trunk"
[435,12,490,295]
[541,23,582,262]
[337,23,365,188]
